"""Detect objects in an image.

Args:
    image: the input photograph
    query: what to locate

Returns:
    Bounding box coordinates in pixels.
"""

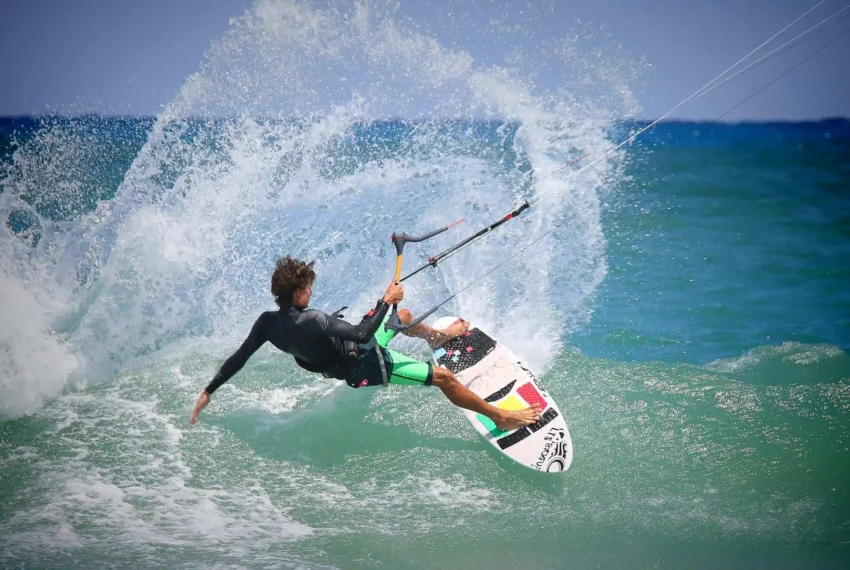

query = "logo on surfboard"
[534,427,569,472]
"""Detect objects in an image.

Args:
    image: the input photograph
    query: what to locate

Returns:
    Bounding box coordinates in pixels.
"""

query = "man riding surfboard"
[191,256,542,430]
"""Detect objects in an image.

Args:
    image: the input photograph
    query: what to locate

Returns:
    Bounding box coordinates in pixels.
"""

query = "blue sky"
[1,0,848,120]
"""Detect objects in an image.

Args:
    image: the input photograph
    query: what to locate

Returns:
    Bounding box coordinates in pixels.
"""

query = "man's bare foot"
[493,403,543,431]
[427,320,471,349]
[441,319,470,339]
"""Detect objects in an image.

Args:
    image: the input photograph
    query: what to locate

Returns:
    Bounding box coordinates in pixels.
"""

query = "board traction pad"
[434,327,497,373]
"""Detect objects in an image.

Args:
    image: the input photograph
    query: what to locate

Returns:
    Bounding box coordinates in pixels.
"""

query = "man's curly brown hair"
[271,256,316,307]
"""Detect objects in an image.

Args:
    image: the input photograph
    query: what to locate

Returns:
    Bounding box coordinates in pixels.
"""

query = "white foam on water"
[0,279,79,419]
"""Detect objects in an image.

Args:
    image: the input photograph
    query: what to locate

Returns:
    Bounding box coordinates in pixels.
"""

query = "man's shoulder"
[303,308,334,323]
[288,307,333,326]
[252,310,281,330]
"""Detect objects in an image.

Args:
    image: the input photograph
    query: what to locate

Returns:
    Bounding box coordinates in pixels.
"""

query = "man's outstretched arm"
[191,315,269,424]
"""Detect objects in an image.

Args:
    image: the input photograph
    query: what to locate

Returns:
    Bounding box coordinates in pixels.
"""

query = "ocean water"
[1,1,849,568]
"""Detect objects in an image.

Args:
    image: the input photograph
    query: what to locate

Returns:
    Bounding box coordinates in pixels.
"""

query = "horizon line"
[0,114,848,125]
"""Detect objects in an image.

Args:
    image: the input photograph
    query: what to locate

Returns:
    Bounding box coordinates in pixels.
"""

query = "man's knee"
[398,308,413,324]
[431,366,458,388]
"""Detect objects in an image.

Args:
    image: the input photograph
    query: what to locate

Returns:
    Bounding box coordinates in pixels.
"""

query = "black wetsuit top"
[204,299,390,395]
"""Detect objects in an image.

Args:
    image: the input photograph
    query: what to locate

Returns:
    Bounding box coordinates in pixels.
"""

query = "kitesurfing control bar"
[399,211,580,329]
[384,200,535,333]
[400,201,531,282]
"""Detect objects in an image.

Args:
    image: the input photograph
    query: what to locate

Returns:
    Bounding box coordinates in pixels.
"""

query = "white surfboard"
[431,316,573,472]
